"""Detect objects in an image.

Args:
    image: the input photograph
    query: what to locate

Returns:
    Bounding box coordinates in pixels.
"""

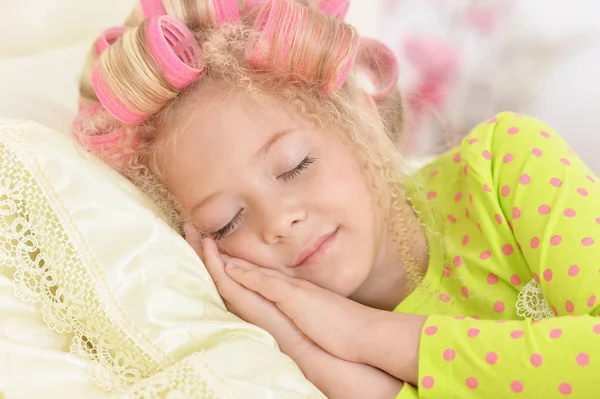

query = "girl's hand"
[218,252,377,365]
[183,225,311,358]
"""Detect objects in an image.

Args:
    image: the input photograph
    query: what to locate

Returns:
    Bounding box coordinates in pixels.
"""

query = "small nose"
[261,203,305,244]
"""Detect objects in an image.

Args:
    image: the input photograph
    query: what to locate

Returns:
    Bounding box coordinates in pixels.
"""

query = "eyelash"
[210,156,318,240]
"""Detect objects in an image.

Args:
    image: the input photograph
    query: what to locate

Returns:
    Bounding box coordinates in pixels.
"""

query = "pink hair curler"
[145,15,204,89]
[72,104,124,147]
[243,0,264,13]
[213,0,241,24]
[318,0,349,20]
[140,0,167,18]
[94,26,128,55]
[357,37,399,100]
[248,0,358,95]
[93,15,204,124]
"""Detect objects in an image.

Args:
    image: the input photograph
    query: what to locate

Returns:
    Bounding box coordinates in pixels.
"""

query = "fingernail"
[225,262,238,270]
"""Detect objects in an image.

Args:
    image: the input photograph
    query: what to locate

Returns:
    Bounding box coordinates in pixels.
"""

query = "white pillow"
[0,118,324,399]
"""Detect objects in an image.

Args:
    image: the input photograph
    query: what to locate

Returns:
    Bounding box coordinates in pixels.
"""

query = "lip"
[293,228,339,267]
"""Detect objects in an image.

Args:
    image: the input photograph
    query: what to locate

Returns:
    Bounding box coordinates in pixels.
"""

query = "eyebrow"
[190,128,296,217]
[256,128,296,159]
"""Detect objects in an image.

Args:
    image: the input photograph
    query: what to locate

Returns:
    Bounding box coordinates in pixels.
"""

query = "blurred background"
[0,0,598,172]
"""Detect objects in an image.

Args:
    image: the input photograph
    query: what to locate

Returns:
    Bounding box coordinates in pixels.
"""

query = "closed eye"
[279,156,317,181]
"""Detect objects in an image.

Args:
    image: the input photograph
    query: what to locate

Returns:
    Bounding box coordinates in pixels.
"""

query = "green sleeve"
[416,113,600,398]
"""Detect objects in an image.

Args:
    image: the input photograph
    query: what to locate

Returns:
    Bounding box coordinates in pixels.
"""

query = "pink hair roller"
[94,27,128,55]
[145,15,205,89]
[140,0,167,18]
[318,0,349,20]
[248,0,357,95]
[357,37,398,100]
[213,0,241,24]
[72,104,124,148]
[92,15,203,124]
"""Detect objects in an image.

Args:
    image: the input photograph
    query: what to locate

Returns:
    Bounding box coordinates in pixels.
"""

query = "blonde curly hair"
[74,0,426,290]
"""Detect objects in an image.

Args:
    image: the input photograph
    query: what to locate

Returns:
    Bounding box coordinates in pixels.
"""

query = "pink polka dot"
[455,316,466,320]
[483,184,492,193]
[588,295,596,307]
[551,178,563,187]
[564,208,576,218]
[487,273,499,284]
[530,236,540,249]
[425,326,438,336]
[566,300,574,313]
[552,305,559,316]
[502,244,514,256]
[465,208,470,218]
[540,130,550,138]
[487,117,498,124]
[507,127,520,134]
[439,294,450,303]
[550,329,563,339]
[447,215,457,223]
[543,269,553,282]
[427,191,437,199]
[486,352,498,364]
[453,153,462,163]
[480,250,491,260]
[532,148,543,157]
[503,153,514,163]
[534,273,540,283]
[596,218,600,224]
[559,383,572,395]
[511,274,522,286]
[472,315,480,320]
[587,175,596,183]
[468,328,480,337]
[429,170,439,177]
[513,207,521,219]
[454,256,463,267]
[477,223,482,232]
[568,265,580,277]
[578,188,589,196]
[482,150,492,160]
[443,349,456,361]
[463,164,469,175]
[462,235,470,246]
[461,286,470,297]
[469,138,479,145]
[550,235,562,246]
[530,353,543,367]
[422,376,435,389]
[494,301,505,313]
[511,330,524,339]
[594,324,600,334]
[582,237,595,247]
[466,377,478,389]
[469,193,473,204]
[495,214,503,224]
[520,174,531,185]
[508,221,514,231]
[454,192,463,202]
[576,353,589,366]
[501,185,511,197]
[511,380,524,393]
[443,266,452,277]
[539,204,551,215]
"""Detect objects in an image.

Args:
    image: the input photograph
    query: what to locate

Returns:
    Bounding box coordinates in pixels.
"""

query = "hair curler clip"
[93,15,204,124]
[94,27,129,55]
[318,0,349,20]
[140,0,167,18]
[356,37,398,100]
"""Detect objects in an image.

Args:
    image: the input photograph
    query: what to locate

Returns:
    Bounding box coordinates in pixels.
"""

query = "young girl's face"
[162,90,388,297]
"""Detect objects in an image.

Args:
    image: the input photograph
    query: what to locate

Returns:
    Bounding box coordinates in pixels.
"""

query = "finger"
[220,255,295,281]
[225,263,303,310]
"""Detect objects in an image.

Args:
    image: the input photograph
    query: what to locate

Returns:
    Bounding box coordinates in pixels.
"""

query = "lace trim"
[113,352,239,399]
[516,278,555,320]
[0,119,172,391]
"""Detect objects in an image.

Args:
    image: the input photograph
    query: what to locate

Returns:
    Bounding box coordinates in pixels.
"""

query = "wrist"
[359,311,426,385]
